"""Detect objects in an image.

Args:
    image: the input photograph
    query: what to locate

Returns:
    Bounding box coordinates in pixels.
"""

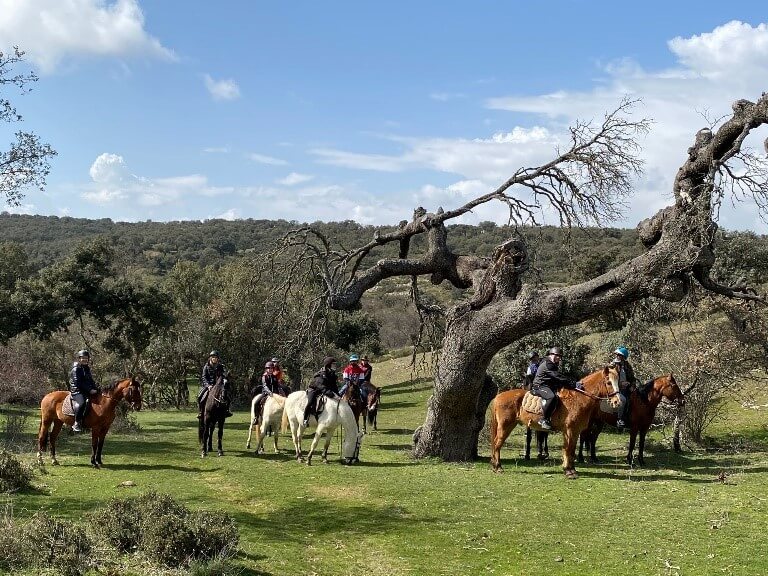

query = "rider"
[359,355,374,403]
[531,346,583,430]
[69,349,99,432]
[198,350,232,419]
[612,346,637,431]
[303,357,340,426]
[270,357,290,392]
[251,361,289,422]
[339,354,367,405]
[523,351,541,390]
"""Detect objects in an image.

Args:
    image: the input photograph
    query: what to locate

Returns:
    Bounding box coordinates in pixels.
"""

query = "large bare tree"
[264,94,768,461]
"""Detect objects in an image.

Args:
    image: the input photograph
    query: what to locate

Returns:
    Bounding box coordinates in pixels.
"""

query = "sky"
[2,0,768,232]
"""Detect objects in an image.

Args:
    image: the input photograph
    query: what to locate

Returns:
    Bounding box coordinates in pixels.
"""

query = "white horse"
[246,393,286,454]
[282,391,363,465]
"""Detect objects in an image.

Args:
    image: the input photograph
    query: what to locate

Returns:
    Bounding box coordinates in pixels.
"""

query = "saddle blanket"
[61,393,81,418]
[599,393,626,414]
[521,392,543,415]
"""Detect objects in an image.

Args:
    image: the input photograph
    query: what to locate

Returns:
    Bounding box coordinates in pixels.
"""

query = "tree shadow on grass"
[378,378,433,397]
[375,427,414,436]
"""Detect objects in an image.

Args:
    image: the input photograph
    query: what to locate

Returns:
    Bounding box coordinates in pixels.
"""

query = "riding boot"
[538,399,552,430]
[73,402,86,432]
[616,394,629,430]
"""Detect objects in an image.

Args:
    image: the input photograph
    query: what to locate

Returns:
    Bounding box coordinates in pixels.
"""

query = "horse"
[246,393,286,454]
[342,380,378,433]
[578,373,684,466]
[365,384,381,432]
[37,377,142,468]
[524,428,550,461]
[489,364,620,478]
[281,390,363,465]
[198,375,229,457]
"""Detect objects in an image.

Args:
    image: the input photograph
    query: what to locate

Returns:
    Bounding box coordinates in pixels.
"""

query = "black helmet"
[547,347,563,357]
[323,356,337,368]
[77,349,90,358]
[209,350,220,358]
[528,351,540,360]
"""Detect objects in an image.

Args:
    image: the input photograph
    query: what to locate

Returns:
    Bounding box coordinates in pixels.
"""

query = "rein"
[574,387,619,401]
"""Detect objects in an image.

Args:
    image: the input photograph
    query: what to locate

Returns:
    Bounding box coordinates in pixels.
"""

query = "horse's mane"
[101,377,132,392]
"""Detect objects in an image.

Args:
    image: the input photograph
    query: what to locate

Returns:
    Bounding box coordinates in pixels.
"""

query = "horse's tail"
[250,395,258,425]
[281,403,289,433]
[489,397,499,449]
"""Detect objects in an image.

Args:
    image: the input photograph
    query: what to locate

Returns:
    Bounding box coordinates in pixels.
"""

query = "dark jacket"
[261,372,283,395]
[201,361,226,388]
[308,367,339,396]
[615,359,637,389]
[70,363,98,395]
[531,358,578,391]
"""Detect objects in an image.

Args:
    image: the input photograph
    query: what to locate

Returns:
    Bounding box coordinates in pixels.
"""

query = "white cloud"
[430,92,466,102]
[248,153,289,166]
[4,203,35,215]
[203,147,230,154]
[214,208,239,221]
[203,74,241,101]
[0,0,175,73]
[277,172,314,186]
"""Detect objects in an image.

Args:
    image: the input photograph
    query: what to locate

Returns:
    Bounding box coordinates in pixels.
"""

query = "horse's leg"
[91,430,100,469]
[246,419,255,450]
[637,428,647,467]
[490,416,517,473]
[562,428,578,479]
[49,420,63,466]
[524,428,532,460]
[201,420,209,457]
[216,418,224,456]
[37,415,51,466]
[306,430,324,466]
[537,431,549,459]
[321,430,334,464]
[627,429,638,466]
[272,419,279,454]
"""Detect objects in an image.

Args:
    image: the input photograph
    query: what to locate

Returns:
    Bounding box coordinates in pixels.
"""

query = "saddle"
[62,393,90,419]
[521,392,544,415]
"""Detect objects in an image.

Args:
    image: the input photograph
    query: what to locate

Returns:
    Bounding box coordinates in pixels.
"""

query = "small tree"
[1,47,56,206]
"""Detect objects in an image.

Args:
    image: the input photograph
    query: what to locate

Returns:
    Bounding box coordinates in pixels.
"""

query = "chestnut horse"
[37,377,142,468]
[578,373,684,466]
[489,365,620,478]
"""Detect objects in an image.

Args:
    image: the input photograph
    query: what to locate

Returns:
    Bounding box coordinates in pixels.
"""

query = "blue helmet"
[349,354,360,362]
[614,346,629,359]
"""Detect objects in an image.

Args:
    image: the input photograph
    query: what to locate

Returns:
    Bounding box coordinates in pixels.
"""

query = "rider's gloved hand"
[575,382,585,391]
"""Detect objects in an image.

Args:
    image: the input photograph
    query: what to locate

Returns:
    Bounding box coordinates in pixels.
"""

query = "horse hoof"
[492,466,503,474]
[246,444,251,450]
[52,459,59,466]
[564,469,578,479]
[217,451,224,457]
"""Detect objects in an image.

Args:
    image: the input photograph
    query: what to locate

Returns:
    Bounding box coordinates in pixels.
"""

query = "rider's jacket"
[70,363,97,395]
[342,364,366,384]
[201,362,226,388]
[308,368,339,396]
[261,372,283,395]
[531,359,578,391]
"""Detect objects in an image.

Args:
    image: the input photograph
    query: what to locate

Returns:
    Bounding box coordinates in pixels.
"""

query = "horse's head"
[658,373,684,406]
[367,387,381,410]
[124,377,142,411]
[602,364,622,409]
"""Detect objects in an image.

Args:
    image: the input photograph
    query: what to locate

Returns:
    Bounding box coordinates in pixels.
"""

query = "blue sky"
[2,1,768,232]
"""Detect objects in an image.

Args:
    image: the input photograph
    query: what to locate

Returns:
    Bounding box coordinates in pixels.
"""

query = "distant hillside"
[0,213,646,284]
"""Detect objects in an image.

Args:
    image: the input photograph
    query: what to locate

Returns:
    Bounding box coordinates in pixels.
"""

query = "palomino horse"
[246,393,286,453]
[343,381,380,433]
[199,375,229,457]
[282,391,363,465]
[37,377,142,468]
[578,373,684,466]
[489,364,620,478]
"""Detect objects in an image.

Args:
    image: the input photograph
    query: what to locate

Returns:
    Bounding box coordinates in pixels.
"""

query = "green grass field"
[5,357,768,576]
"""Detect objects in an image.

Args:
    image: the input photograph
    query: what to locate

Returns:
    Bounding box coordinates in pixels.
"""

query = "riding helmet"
[265,361,275,369]
[349,354,360,362]
[77,349,90,358]
[614,346,630,359]
[271,357,279,363]
[547,347,563,357]
[209,350,220,358]
[528,351,540,360]
[323,356,337,368]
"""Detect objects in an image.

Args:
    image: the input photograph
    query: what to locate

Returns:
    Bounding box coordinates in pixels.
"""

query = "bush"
[0,451,34,493]
[20,511,92,576]
[1,411,30,452]
[0,344,50,405]
[91,491,239,568]
[110,400,142,434]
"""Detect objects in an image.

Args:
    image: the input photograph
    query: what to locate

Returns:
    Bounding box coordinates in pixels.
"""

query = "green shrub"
[0,451,34,493]
[21,511,92,576]
[91,491,239,568]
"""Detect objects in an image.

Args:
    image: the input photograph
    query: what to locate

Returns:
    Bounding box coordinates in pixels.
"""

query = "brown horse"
[489,365,620,478]
[365,384,381,432]
[342,380,367,432]
[578,373,684,466]
[37,377,142,468]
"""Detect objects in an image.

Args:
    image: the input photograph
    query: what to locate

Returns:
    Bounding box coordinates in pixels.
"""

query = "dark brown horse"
[199,375,229,457]
[489,365,620,478]
[578,373,684,466]
[342,380,367,432]
[364,384,381,432]
[37,377,142,468]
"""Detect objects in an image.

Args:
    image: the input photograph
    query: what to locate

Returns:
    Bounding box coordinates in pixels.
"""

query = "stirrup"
[72,423,82,432]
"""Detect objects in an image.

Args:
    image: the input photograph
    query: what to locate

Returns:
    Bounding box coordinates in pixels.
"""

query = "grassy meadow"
[4,357,768,576]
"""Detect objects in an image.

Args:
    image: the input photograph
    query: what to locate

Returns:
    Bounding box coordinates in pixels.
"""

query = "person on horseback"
[359,355,373,404]
[531,347,583,430]
[270,357,291,392]
[340,353,367,405]
[523,351,540,390]
[251,361,289,422]
[198,350,232,419]
[69,349,99,432]
[303,357,340,427]
[612,346,637,431]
